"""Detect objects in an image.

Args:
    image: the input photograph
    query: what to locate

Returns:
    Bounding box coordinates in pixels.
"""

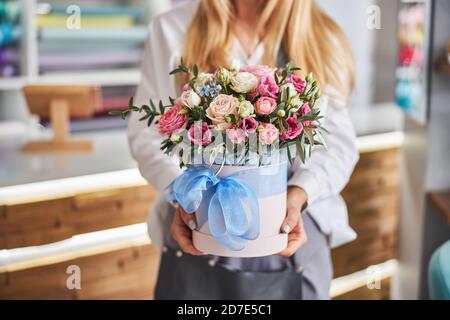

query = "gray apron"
[155,247,302,300]
[154,209,332,300]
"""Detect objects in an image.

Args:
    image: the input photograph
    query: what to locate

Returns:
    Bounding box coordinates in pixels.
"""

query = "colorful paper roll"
[36,15,136,28]
[0,22,21,47]
[0,1,21,21]
[38,40,141,53]
[0,48,20,64]
[0,63,18,77]
[39,50,142,70]
[38,26,147,43]
[47,6,145,19]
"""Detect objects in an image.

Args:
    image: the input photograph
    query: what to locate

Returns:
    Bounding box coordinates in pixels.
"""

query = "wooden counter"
[0,130,403,300]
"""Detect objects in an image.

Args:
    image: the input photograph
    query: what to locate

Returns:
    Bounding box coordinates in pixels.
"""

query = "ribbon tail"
[234,180,260,240]
[208,184,247,251]
[208,180,260,251]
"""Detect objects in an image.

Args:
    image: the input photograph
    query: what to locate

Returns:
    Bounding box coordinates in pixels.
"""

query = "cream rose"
[180,89,201,109]
[206,94,239,129]
[230,72,259,93]
[238,100,254,118]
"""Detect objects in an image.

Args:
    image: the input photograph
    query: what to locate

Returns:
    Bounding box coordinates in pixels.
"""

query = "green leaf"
[296,136,305,164]
[287,144,293,165]
[318,126,329,134]
[150,99,156,112]
[108,110,125,117]
[169,68,181,75]
[148,115,155,127]
[139,114,151,121]
[305,129,314,145]
[140,105,150,113]
[193,64,199,78]
[315,130,328,150]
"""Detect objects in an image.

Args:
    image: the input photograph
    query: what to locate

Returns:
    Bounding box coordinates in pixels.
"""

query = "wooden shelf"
[428,191,450,225]
[35,68,141,87]
[0,77,28,91]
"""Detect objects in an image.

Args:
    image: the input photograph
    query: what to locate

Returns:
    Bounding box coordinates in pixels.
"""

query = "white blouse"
[128,0,359,249]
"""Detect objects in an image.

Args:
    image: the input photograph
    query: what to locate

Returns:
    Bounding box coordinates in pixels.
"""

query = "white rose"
[216,68,231,85]
[238,100,254,118]
[180,89,201,109]
[229,58,241,71]
[289,96,302,112]
[280,83,297,101]
[230,72,258,93]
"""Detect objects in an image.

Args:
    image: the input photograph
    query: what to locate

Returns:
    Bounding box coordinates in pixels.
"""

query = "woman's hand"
[171,206,204,256]
[278,186,308,257]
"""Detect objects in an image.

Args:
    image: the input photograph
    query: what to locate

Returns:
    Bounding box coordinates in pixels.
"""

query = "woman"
[128,0,359,300]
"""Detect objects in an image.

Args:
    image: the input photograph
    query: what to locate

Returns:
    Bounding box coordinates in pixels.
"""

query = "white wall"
[317,0,398,108]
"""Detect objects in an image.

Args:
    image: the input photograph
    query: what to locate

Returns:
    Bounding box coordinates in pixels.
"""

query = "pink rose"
[158,104,187,136]
[206,94,239,129]
[182,83,191,92]
[240,65,276,78]
[255,97,277,115]
[300,103,311,116]
[226,128,246,144]
[188,122,212,146]
[287,75,306,94]
[257,76,279,98]
[248,76,280,101]
[259,123,279,145]
[241,117,258,138]
[280,114,304,141]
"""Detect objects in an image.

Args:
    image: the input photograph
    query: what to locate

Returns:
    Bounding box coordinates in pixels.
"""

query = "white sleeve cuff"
[287,169,323,204]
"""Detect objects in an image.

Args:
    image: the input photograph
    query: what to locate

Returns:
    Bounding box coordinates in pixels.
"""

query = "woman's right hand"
[171,206,204,256]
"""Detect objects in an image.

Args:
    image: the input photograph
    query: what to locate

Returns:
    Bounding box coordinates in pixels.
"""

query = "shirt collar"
[231,39,265,68]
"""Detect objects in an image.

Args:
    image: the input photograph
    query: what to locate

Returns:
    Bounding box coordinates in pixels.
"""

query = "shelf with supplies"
[0,0,167,89]
[0,0,171,135]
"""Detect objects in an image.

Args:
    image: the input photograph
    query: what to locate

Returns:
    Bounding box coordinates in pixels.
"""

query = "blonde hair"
[182,0,355,99]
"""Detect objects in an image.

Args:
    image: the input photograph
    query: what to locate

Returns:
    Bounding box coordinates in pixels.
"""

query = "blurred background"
[0,0,449,300]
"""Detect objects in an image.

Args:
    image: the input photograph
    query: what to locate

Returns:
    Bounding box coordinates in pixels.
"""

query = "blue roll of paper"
[0,1,21,21]
[38,26,147,43]
[47,6,144,19]
[0,22,21,47]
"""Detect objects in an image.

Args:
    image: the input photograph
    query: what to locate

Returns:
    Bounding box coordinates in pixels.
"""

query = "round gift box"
[192,163,288,258]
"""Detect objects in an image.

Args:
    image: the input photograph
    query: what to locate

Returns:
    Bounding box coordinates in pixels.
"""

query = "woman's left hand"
[278,186,308,257]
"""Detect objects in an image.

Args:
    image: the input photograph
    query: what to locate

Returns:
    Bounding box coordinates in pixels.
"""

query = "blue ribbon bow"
[166,167,260,251]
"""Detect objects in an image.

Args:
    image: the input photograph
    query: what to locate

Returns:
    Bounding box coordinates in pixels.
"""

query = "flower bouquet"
[112,59,327,257]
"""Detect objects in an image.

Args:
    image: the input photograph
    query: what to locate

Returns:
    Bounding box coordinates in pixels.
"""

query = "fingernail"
[188,220,197,231]
[283,224,291,234]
